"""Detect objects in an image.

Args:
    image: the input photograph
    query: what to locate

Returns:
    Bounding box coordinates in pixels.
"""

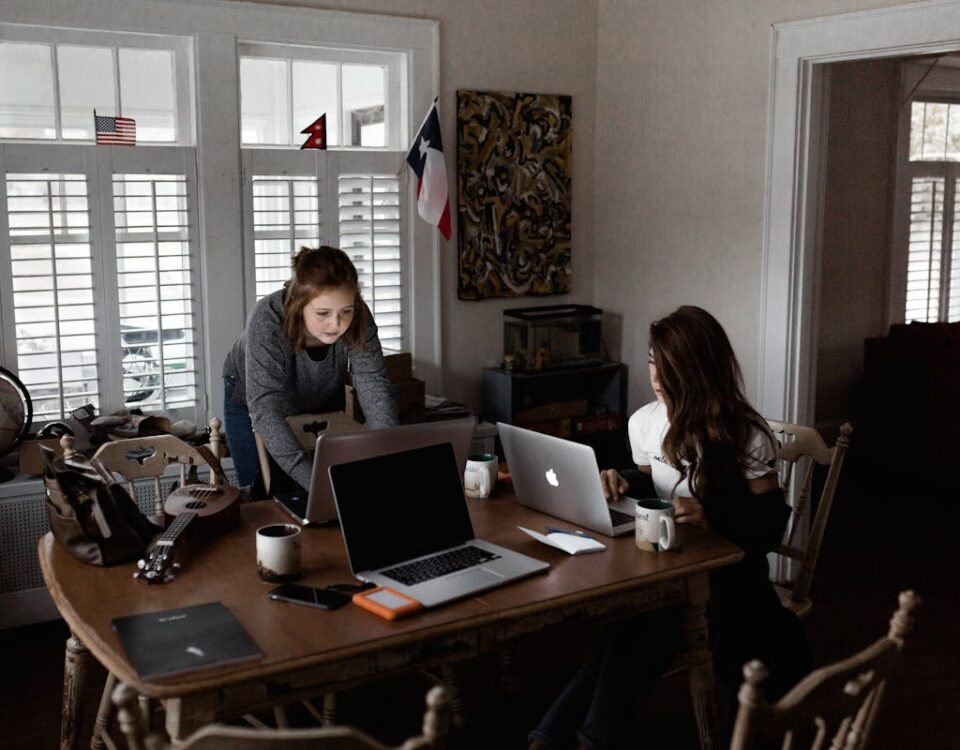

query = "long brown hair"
[649,305,773,502]
[282,246,368,352]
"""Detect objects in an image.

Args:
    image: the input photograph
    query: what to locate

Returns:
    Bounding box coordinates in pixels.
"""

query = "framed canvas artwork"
[456,90,572,299]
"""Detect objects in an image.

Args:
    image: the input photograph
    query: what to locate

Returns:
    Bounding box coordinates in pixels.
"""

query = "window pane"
[241,58,289,145]
[909,101,960,162]
[342,65,385,147]
[58,46,116,140]
[951,178,960,323]
[339,174,401,350]
[252,175,320,299]
[0,43,56,139]
[113,174,197,409]
[4,173,99,419]
[905,177,944,322]
[293,60,338,147]
[119,48,176,142]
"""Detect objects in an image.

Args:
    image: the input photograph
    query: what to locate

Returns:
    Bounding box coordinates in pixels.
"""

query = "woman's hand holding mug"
[673,496,708,529]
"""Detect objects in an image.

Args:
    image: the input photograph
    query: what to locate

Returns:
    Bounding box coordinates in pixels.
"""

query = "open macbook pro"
[498,422,642,537]
[274,418,476,526]
[329,442,549,608]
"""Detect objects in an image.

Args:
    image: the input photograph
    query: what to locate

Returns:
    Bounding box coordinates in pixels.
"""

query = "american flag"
[94,113,136,146]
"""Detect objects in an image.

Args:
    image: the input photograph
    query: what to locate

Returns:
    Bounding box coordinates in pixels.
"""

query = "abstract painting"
[456,90,572,299]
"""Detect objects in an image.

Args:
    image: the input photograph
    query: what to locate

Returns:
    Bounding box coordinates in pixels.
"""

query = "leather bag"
[41,447,160,566]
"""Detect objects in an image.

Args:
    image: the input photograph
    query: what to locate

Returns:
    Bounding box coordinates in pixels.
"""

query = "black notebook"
[112,602,261,680]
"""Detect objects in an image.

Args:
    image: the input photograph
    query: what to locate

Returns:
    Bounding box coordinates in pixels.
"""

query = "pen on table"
[545,526,594,539]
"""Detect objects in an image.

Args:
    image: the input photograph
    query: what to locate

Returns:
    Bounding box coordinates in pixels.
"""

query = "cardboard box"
[346,377,425,425]
[19,438,64,476]
[383,352,412,383]
[346,352,413,387]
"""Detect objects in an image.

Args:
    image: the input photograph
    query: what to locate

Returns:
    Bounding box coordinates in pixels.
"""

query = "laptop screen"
[330,442,475,572]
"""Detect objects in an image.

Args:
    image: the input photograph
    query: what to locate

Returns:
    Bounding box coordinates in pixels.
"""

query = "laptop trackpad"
[451,567,504,589]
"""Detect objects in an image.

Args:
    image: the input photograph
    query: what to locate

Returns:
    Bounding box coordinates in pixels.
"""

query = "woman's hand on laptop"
[600,469,629,500]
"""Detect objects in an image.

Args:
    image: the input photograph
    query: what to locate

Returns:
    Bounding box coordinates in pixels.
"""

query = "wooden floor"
[2,452,957,749]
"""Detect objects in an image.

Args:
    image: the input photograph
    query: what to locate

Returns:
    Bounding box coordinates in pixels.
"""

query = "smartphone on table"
[268,583,351,610]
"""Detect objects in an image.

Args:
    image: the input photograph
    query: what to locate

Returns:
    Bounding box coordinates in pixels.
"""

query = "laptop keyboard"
[382,546,501,586]
[609,507,634,526]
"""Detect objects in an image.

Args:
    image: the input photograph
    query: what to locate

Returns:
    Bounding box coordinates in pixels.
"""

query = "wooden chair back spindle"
[766,420,852,618]
[729,590,920,750]
[112,682,450,749]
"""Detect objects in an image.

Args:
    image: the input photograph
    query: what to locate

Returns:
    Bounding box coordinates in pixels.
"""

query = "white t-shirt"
[627,400,778,500]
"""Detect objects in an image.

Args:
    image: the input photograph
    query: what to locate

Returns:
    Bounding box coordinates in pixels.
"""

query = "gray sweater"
[223,290,397,489]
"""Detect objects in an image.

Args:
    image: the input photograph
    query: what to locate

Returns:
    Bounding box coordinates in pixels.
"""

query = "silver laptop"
[275,418,476,526]
[329,441,549,608]
[498,422,641,537]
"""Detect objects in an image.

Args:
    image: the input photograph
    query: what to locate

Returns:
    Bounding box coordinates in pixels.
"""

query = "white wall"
[815,59,898,437]
[242,0,600,410]
[594,0,924,413]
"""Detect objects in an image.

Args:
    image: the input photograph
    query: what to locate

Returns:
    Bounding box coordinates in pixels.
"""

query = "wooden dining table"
[39,492,743,749]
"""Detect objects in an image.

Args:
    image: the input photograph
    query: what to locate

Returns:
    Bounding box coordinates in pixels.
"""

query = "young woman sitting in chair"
[529,305,811,750]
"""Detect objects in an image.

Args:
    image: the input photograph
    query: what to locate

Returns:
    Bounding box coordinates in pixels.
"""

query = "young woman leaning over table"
[222,245,397,493]
[528,305,811,750]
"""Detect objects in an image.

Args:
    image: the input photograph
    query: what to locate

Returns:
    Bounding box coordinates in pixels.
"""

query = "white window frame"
[0,142,203,422]
[239,41,405,150]
[0,1,442,423]
[890,61,960,325]
[241,148,330,305]
[240,149,408,347]
[0,25,194,145]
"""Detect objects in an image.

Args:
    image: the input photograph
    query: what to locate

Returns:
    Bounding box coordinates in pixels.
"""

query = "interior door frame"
[760,0,960,428]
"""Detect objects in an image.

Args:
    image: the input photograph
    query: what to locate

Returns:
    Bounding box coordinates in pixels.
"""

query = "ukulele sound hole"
[184,500,208,510]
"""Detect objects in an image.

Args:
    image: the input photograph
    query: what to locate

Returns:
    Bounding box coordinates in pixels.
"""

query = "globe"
[0,367,32,482]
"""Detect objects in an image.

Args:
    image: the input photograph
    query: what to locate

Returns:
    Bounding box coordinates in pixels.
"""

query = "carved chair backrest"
[253,412,363,495]
[81,417,224,520]
[112,683,449,750]
[765,420,852,610]
[729,590,920,750]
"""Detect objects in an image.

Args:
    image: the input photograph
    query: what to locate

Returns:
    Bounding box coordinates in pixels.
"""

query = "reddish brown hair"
[282,246,368,352]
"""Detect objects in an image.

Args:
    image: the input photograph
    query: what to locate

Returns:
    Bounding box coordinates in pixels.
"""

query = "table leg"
[164,693,219,744]
[61,632,89,750]
[682,573,719,750]
[439,663,466,728]
[321,692,337,726]
[498,644,521,694]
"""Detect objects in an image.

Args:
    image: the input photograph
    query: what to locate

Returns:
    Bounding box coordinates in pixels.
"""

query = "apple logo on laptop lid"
[545,468,559,487]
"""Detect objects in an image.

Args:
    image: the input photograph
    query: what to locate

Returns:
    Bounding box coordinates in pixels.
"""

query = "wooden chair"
[60,419,226,750]
[729,590,920,750]
[111,682,450,750]
[78,417,226,523]
[765,420,853,618]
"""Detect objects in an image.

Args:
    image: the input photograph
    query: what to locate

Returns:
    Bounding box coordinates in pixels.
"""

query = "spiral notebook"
[112,602,261,680]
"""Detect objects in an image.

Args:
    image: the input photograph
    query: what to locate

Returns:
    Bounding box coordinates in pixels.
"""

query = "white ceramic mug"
[256,523,302,582]
[635,499,677,551]
[464,453,498,499]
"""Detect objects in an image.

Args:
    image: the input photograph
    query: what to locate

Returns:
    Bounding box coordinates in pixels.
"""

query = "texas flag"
[405,100,451,241]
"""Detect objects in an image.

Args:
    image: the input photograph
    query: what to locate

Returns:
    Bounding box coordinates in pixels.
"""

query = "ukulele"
[135,447,241,584]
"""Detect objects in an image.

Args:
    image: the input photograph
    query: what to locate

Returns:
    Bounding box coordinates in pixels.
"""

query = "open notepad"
[518,526,607,555]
